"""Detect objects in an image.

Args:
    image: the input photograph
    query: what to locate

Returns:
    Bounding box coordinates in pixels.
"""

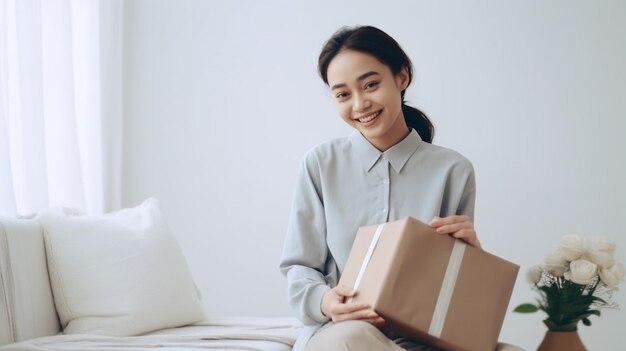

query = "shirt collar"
[349,129,422,173]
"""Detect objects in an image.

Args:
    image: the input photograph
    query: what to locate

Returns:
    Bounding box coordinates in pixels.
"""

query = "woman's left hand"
[429,215,481,248]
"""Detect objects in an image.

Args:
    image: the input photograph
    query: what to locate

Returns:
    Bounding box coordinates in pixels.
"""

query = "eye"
[335,92,349,100]
[364,81,380,90]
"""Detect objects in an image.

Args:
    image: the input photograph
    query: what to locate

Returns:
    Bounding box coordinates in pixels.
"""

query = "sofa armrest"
[0,218,61,346]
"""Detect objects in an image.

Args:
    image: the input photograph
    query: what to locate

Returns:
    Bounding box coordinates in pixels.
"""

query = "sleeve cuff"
[307,283,331,324]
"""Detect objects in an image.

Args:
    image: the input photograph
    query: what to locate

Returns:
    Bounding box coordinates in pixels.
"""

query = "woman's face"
[326,49,409,151]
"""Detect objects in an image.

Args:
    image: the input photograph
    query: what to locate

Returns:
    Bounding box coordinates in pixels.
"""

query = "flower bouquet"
[514,235,625,331]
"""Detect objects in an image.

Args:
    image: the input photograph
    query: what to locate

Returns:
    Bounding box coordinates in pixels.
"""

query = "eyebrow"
[331,71,380,91]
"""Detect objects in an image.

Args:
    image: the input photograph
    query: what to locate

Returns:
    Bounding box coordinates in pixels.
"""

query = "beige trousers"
[304,321,525,351]
[304,321,436,351]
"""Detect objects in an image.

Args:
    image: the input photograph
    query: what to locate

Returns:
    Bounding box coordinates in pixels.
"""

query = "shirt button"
[382,209,388,213]
[382,179,389,184]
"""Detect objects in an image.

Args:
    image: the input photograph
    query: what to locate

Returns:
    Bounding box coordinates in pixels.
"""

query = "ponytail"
[402,103,434,143]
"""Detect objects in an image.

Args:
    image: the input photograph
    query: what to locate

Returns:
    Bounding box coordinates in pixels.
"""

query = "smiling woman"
[326,50,409,151]
[279,25,487,351]
[318,26,434,148]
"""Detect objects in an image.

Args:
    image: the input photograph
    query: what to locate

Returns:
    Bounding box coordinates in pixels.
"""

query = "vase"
[537,331,587,351]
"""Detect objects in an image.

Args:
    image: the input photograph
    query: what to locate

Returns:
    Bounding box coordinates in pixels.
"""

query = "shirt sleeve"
[279,153,334,326]
[456,161,476,220]
[439,157,476,220]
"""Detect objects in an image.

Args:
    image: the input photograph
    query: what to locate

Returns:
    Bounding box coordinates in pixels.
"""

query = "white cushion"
[36,198,205,336]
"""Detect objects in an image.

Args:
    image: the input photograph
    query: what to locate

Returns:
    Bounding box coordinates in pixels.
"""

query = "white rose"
[569,259,597,285]
[585,249,615,269]
[544,252,568,277]
[591,236,616,256]
[599,263,625,289]
[526,264,543,284]
[558,234,587,261]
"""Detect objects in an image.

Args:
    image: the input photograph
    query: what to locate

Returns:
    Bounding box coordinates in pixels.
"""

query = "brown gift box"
[338,217,519,351]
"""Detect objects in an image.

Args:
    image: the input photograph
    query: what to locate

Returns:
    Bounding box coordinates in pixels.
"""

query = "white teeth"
[357,111,380,123]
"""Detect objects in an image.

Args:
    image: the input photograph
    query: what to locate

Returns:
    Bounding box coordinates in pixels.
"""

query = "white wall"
[122,1,626,350]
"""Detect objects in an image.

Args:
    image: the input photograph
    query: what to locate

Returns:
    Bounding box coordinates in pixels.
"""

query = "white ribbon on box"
[347,222,468,338]
[347,223,386,304]
[429,239,466,337]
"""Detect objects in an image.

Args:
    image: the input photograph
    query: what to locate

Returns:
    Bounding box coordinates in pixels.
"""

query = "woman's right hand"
[321,285,385,325]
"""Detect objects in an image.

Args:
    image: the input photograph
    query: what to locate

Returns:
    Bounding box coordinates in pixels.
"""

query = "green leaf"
[514,304,539,313]
[582,310,600,318]
[591,296,608,305]
[582,318,591,326]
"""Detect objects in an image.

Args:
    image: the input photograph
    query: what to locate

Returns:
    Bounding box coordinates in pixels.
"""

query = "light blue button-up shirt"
[280,129,476,350]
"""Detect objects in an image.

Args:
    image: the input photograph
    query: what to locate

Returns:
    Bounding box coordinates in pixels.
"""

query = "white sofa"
[0,217,299,351]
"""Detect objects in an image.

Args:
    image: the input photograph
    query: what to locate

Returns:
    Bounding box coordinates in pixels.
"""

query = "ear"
[396,66,410,90]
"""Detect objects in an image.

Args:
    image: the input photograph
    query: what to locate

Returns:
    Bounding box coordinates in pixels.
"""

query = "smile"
[354,110,382,124]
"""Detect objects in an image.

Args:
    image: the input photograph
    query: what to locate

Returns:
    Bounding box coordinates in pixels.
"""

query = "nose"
[352,93,371,112]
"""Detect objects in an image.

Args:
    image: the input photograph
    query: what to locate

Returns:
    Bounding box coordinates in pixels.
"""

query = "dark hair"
[318,26,435,143]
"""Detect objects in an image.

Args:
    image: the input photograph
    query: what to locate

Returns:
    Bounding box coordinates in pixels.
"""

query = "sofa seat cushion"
[0,317,301,351]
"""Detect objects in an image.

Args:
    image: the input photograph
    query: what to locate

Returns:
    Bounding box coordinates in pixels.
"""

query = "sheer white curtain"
[0,0,122,215]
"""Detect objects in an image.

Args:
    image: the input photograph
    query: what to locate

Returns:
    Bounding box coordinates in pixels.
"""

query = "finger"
[366,317,386,326]
[333,308,378,322]
[428,216,442,226]
[350,309,379,320]
[334,285,356,297]
[451,228,476,240]
[429,215,470,227]
[452,229,481,248]
[435,222,473,234]
[330,302,370,316]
